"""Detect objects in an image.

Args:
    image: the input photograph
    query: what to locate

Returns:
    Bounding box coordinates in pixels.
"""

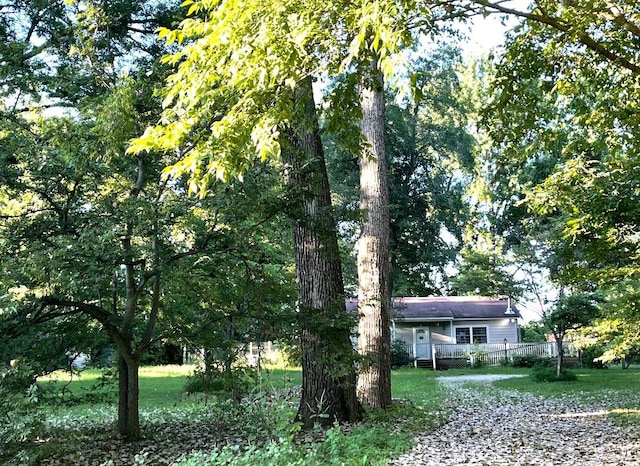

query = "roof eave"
[393,316,520,322]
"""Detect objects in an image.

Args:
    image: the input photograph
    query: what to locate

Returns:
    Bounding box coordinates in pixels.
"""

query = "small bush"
[581,345,608,369]
[510,355,557,368]
[391,340,414,369]
[468,346,488,369]
[511,354,537,368]
[530,364,577,382]
[185,366,257,399]
[173,420,412,466]
[0,362,46,459]
[172,438,305,466]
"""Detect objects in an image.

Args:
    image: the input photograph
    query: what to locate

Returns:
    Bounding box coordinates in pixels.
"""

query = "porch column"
[432,344,436,370]
[412,327,417,368]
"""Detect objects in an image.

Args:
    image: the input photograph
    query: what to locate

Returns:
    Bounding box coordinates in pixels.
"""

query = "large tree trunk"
[357,62,392,409]
[117,353,141,439]
[287,77,362,429]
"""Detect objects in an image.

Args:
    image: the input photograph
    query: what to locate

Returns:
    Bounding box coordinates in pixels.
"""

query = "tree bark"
[286,76,362,429]
[356,61,392,409]
[555,335,564,378]
[117,353,141,439]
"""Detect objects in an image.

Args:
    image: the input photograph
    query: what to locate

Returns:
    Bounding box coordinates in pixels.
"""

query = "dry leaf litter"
[391,374,640,466]
[34,375,640,465]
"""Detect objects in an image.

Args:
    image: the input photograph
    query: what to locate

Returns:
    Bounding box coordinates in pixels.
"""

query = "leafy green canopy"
[327,46,475,296]
[0,0,179,109]
[474,1,640,357]
[453,0,640,75]
[579,282,640,364]
[0,77,292,369]
[129,0,431,185]
[544,294,600,338]
[483,3,640,283]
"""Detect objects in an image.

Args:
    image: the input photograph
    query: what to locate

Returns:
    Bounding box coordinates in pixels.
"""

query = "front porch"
[398,341,580,369]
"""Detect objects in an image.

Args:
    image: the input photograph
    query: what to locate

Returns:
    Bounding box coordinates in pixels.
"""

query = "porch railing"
[432,342,578,367]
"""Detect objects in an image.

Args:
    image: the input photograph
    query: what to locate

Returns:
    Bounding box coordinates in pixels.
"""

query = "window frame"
[455,325,488,344]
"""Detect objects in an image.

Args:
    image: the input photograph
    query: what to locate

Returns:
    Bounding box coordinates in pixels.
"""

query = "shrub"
[173,420,411,466]
[391,340,414,369]
[185,365,257,399]
[172,439,306,466]
[581,345,608,369]
[468,346,488,369]
[530,364,577,382]
[0,362,46,460]
[511,354,547,367]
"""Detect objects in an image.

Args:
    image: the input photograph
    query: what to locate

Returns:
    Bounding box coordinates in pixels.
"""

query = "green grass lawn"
[494,365,640,434]
[40,364,306,406]
[40,365,193,405]
[38,364,522,410]
[494,365,640,399]
[25,365,448,466]
[17,363,640,466]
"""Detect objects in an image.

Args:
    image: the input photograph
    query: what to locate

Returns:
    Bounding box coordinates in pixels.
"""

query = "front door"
[415,328,431,359]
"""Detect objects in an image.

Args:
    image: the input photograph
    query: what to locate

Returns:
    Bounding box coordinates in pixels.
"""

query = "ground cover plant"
[2,365,448,465]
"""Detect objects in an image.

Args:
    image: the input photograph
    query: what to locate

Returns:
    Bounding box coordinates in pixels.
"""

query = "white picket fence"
[433,342,578,367]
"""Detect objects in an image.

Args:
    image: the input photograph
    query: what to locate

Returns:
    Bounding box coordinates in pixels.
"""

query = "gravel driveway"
[390,374,640,465]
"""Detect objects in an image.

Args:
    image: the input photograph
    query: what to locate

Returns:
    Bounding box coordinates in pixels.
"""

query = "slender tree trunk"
[357,61,392,409]
[118,355,128,434]
[555,335,564,378]
[287,76,362,429]
[117,353,141,439]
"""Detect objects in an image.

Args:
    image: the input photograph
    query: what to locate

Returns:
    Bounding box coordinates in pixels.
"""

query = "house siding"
[394,326,413,346]
[430,324,450,337]
[453,319,519,343]
[391,318,519,358]
[431,332,453,344]
[394,323,457,345]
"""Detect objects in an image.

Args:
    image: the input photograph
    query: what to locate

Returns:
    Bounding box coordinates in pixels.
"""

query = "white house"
[347,296,522,367]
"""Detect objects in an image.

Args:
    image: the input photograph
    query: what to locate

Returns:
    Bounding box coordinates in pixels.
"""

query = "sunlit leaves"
[131,0,330,187]
[581,280,640,362]
[345,0,428,82]
[472,0,640,361]
[130,0,436,192]
[481,1,640,288]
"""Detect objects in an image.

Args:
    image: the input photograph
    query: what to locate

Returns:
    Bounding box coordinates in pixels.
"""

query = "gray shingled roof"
[346,296,521,320]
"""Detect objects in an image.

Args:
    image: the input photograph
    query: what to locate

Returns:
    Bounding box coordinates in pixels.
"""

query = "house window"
[472,327,487,344]
[455,327,488,344]
[455,328,470,344]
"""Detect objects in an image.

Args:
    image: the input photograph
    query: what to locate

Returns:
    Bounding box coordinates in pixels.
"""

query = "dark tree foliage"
[544,293,600,377]
[326,46,474,297]
[0,0,182,110]
[0,1,298,441]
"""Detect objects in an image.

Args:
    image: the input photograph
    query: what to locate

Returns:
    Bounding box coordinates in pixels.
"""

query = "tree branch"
[468,0,640,75]
[36,297,129,352]
[603,0,640,39]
